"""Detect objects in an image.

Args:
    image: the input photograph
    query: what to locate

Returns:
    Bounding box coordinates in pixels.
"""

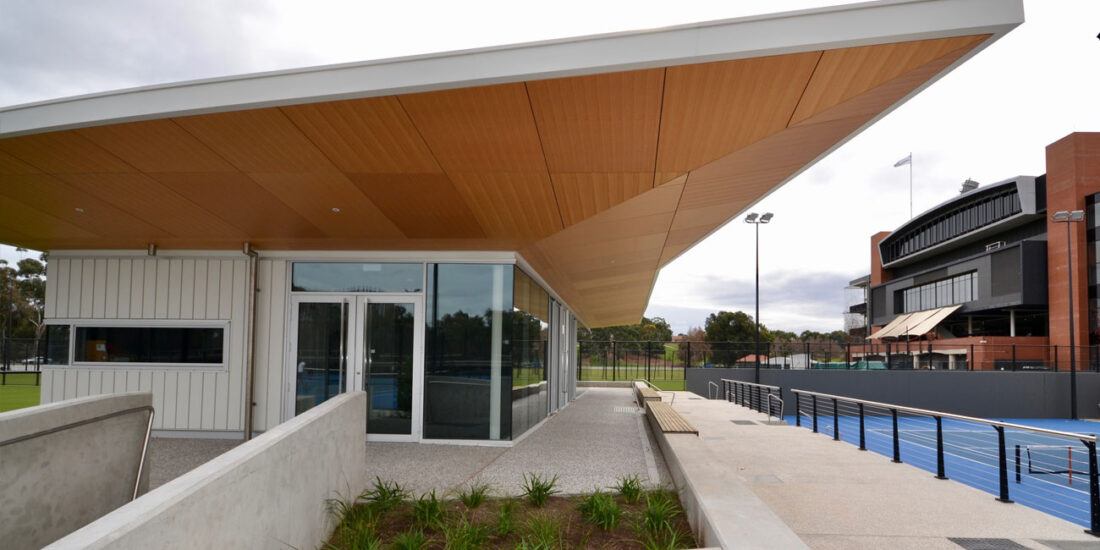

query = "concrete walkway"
[362,387,671,496]
[663,393,1099,549]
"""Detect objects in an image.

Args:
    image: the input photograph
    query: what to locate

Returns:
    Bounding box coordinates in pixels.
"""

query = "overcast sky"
[2,0,1099,335]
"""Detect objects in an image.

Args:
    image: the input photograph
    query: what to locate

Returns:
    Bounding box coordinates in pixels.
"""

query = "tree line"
[579,310,853,346]
[0,249,46,340]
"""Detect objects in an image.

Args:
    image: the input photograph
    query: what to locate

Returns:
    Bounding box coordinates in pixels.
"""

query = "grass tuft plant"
[411,490,448,529]
[442,517,491,550]
[521,473,559,507]
[639,490,680,536]
[612,474,644,503]
[458,481,491,509]
[519,513,566,549]
[577,490,622,530]
[388,528,430,550]
[360,477,408,515]
[496,500,517,536]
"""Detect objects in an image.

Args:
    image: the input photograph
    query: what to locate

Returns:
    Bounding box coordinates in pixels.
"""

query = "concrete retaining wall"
[686,369,1100,418]
[45,391,369,550]
[0,392,153,550]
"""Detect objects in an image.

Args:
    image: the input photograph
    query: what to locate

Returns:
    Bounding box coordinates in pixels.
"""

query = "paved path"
[665,393,1099,549]
[362,387,671,497]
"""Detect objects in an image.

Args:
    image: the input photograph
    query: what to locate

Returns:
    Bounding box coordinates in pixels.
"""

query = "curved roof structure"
[0,0,1023,326]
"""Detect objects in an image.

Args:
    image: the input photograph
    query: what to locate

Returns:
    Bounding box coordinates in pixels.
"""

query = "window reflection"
[424,264,512,440]
[511,267,549,438]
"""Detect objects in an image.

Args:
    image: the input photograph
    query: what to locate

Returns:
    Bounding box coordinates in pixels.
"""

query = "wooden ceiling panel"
[0,131,134,174]
[75,119,237,173]
[528,69,664,173]
[151,172,325,239]
[247,172,404,239]
[55,173,248,238]
[0,194,99,241]
[449,172,561,240]
[659,43,973,269]
[348,173,485,238]
[399,83,546,173]
[0,150,41,175]
[173,108,336,173]
[0,174,169,237]
[281,97,442,174]
[790,35,987,125]
[552,173,654,227]
[655,52,821,174]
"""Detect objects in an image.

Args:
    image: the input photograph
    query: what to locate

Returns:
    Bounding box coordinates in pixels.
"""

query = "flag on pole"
[893,154,912,167]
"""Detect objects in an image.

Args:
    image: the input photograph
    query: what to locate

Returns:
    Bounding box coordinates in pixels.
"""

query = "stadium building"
[861,133,1100,371]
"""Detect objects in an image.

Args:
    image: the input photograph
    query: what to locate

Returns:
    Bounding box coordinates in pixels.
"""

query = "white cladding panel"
[42,255,248,433]
[252,258,289,431]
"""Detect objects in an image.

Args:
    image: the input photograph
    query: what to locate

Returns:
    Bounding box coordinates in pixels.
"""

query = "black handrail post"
[812,395,818,433]
[970,343,975,370]
[1015,445,1021,484]
[891,408,901,463]
[1085,440,1100,535]
[934,416,947,479]
[858,403,866,450]
[994,426,1013,503]
[832,398,840,441]
[756,385,763,413]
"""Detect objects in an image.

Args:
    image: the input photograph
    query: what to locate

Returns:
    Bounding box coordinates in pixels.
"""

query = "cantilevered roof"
[0,0,1023,327]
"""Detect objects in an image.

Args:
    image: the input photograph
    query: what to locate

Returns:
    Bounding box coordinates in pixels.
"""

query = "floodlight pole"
[1053,210,1085,420]
[746,213,773,383]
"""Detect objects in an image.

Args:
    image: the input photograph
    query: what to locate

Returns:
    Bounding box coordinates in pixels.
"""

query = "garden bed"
[323,475,697,549]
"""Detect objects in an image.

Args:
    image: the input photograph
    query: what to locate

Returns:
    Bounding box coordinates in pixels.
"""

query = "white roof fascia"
[0,0,1023,138]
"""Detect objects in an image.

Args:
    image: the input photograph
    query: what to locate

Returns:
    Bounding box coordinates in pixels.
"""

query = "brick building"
[857,132,1100,371]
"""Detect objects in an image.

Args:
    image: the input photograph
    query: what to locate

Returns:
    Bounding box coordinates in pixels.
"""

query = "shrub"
[613,474,644,503]
[521,473,559,507]
[577,490,622,530]
[458,481,491,509]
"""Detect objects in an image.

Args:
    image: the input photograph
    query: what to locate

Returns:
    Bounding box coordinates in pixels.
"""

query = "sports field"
[0,372,41,412]
[791,409,1098,528]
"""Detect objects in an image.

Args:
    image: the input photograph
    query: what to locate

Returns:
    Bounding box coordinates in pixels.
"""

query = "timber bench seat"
[645,401,698,435]
[633,381,661,405]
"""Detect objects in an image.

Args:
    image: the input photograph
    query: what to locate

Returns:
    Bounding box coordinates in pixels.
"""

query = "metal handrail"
[0,404,155,502]
[790,387,1100,535]
[790,388,1097,443]
[707,381,720,400]
[635,378,675,405]
[719,378,780,392]
[767,393,784,422]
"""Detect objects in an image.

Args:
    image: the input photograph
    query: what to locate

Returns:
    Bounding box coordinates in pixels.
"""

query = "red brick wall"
[1046,133,1100,371]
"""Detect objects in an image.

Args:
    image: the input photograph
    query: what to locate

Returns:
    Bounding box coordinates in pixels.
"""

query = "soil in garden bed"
[324,492,698,549]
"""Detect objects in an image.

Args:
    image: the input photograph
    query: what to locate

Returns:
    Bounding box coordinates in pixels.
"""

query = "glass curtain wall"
[511,267,549,437]
[425,264,513,440]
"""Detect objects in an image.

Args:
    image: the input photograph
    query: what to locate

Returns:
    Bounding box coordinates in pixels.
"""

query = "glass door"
[289,297,350,416]
[357,296,423,441]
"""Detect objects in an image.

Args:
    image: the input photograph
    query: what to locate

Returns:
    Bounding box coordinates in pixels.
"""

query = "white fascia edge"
[0,0,1022,138]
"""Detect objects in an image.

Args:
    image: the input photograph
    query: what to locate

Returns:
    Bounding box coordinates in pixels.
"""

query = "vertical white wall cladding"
[42,254,250,433]
[251,258,289,432]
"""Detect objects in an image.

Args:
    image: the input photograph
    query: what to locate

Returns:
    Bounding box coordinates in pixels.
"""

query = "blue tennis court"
[788,412,1098,528]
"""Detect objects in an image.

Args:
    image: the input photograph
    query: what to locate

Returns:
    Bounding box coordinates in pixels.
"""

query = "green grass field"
[578,365,686,391]
[0,373,41,413]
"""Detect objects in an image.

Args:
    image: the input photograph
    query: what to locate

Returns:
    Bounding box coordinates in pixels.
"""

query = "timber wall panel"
[41,255,248,433]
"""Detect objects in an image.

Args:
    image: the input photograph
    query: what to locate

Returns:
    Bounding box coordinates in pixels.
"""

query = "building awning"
[868,305,962,340]
[0,0,1022,327]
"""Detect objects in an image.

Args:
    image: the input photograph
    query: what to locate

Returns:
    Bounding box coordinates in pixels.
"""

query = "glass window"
[511,267,549,438]
[46,325,70,365]
[291,263,423,293]
[73,326,224,364]
[424,264,512,440]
